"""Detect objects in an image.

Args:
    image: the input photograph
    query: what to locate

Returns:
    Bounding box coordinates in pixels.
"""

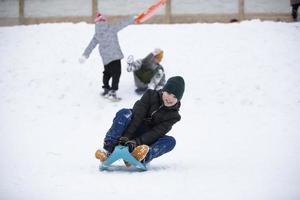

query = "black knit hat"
[163,76,185,100]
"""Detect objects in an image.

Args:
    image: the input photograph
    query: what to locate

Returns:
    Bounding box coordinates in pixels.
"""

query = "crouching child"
[127,48,166,95]
[95,76,185,165]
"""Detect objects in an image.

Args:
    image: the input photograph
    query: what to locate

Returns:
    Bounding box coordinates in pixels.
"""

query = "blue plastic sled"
[99,145,147,171]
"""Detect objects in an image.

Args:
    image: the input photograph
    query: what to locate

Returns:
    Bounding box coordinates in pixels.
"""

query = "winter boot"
[123,145,149,168]
[95,149,108,162]
[101,88,110,97]
[132,145,150,161]
[108,90,122,102]
[135,88,147,95]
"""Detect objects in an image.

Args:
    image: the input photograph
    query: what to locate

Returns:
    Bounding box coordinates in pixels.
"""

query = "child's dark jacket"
[122,89,181,145]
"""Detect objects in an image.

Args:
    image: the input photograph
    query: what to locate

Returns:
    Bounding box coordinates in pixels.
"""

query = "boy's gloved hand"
[118,136,129,146]
[125,140,137,152]
[78,55,87,64]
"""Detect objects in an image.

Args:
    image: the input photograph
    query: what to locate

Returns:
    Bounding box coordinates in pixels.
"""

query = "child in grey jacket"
[79,13,135,101]
[127,48,166,95]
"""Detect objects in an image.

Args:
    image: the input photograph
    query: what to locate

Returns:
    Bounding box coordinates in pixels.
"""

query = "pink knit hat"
[94,12,107,23]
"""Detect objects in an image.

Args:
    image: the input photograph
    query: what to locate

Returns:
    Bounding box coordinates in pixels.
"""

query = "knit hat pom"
[163,76,185,100]
[153,48,164,62]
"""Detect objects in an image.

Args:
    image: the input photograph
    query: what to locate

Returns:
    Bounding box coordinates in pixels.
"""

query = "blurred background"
[0,0,293,26]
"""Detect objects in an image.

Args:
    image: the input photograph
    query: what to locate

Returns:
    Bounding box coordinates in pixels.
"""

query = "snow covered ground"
[0,21,300,200]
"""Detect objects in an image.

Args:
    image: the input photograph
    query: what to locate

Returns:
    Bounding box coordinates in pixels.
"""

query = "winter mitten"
[125,140,137,152]
[78,55,87,64]
[118,136,129,146]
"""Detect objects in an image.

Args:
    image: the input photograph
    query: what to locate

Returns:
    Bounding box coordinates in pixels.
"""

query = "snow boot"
[135,88,147,95]
[95,149,108,162]
[101,88,110,97]
[132,145,150,161]
[123,145,149,168]
[107,90,122,102]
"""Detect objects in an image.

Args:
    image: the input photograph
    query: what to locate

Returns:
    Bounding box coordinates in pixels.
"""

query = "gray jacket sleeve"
[148,68,165,90]
[83,35,98,58]
[111,17,135,33]
[127,59,142,72]
[142,53,155,66]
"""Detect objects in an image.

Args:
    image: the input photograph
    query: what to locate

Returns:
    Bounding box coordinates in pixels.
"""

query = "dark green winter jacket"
[134,53,164,84]
[122,89,181,145]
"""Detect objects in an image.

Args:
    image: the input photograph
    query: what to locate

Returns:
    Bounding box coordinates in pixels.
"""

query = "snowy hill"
[0,21,300,200]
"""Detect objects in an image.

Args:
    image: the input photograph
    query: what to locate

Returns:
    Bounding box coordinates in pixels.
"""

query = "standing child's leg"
[144,135,176,163]
[102,64,112,91]
[103,108,132,153]
[110,60,121,91]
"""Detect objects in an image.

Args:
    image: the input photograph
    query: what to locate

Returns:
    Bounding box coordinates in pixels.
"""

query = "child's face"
[162,91,178,107]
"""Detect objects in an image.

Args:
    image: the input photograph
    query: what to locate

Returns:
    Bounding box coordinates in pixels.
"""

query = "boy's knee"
[165,135,176,150]
[116,108,132,118]
[169,136,176,150]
